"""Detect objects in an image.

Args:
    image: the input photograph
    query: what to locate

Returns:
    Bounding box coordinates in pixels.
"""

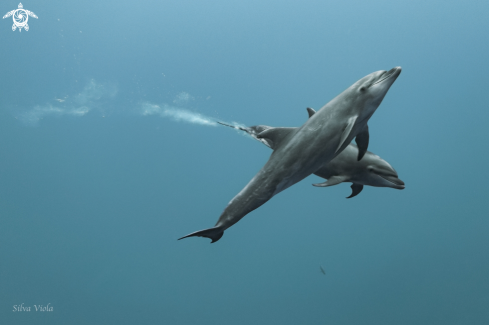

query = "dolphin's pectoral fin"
[306,107,316,118]
[256,127,296,150]
[346,183,364,199]
[313,175,348,187]
[336,116,357,154]
[178,226,224,243]
[355,124,369,161]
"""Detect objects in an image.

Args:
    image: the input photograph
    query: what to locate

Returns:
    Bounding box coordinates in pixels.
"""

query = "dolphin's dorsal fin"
[256,127,296,150]
[306,107,316,118]
[335,116,357,154]
[346,183,364,198]
[355,124,369,161]
[312,175,349,187]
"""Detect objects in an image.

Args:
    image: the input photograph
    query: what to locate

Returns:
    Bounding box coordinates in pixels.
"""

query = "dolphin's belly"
[270,142,338,195]
[216,118,343,229]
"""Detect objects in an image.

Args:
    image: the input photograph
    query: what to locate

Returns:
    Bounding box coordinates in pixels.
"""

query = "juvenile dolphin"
[218,109,405,199]
[179,67,402,243]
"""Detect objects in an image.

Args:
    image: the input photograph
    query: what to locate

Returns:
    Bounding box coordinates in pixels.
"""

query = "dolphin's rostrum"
[179,67,402,243]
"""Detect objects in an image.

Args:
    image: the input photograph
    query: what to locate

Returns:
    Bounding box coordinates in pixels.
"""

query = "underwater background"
[1,0,488,324]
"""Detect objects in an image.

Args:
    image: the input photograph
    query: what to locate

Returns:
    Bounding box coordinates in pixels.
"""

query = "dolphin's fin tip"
[313,175,348,187]
[306,107,316,118]
[346,183,364,199]
[178,227,224,243]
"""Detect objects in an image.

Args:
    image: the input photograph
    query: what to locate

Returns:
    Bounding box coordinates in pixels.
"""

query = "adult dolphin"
[217,108,405,199]
[179,67,402,243]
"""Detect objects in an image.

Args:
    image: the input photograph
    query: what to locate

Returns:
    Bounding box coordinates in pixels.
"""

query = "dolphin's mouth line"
[377,174,405,188]
[371,67,401,86]
[372,71,394,86]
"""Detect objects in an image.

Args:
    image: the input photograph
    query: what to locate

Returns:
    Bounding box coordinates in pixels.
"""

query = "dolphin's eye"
[360,87,366,92]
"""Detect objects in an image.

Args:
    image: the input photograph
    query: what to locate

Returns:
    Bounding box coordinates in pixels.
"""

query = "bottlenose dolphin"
[179,67,402,243]
[217,108,405,199]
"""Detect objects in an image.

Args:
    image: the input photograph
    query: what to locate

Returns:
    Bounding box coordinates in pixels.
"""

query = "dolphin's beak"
[373,66,402,86]
[379,174,405,189]
[390,66,402,79]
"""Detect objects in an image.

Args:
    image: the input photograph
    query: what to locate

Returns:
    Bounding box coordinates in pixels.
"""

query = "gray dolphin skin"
[179,67,402,243]
[218,109,405,199]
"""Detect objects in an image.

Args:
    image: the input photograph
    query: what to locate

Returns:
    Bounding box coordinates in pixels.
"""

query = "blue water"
[1,0,488,324]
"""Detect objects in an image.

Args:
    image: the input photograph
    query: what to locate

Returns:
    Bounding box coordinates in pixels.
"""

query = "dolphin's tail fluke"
[178,226,224,243]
